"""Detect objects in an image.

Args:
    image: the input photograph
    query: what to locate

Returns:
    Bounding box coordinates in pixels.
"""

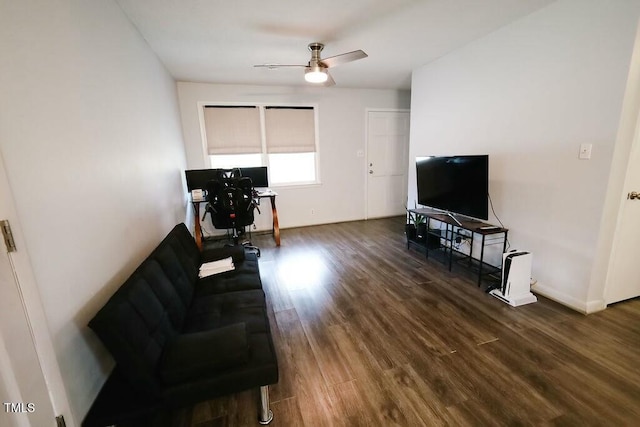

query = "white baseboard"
[531,282,606,314]
[585,299,607,314]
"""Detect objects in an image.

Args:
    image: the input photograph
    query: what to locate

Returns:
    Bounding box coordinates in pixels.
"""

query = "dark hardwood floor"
[172,217,640,426]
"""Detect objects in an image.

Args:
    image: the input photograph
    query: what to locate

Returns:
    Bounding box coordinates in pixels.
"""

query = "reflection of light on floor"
[277,253,327,291]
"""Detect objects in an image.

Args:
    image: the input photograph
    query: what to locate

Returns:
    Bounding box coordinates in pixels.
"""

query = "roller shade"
[203,106,262,155]
[264,107,316,154]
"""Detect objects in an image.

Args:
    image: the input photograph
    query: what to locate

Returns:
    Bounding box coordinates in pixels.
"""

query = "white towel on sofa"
[199,257,234,278]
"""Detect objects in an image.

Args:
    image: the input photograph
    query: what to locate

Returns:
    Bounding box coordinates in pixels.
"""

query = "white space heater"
[490,250,537,307]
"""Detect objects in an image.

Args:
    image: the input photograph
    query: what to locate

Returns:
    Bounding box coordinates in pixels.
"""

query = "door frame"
[591,18,640,310]
[604,101,640,304]
[364,108,411,220]
[0,152,74,425]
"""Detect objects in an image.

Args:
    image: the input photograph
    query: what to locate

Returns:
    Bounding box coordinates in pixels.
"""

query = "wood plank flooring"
[167,217,640,426]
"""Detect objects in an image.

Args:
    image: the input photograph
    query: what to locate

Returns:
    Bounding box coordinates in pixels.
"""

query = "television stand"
[406,208,508,286]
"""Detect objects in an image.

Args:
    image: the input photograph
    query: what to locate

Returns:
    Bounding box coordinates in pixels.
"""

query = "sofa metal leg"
[258,385,274,425]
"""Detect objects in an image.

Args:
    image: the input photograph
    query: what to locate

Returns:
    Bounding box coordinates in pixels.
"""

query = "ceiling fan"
[254,42,368,86]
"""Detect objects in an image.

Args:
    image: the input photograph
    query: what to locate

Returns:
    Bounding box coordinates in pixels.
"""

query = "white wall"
[0,0,188,423]
[408,0,640,312]
[178,82,410,233]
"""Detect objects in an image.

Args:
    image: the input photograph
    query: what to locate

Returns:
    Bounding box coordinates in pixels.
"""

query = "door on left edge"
[0,155,55,426]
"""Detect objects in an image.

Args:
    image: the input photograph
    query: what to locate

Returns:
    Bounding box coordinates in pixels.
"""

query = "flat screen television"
[416,155,489,221]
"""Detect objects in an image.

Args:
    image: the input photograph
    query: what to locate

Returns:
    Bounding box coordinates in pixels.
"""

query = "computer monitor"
[239,167,269,188]
[185,167,269,191]
[185,169,214,191]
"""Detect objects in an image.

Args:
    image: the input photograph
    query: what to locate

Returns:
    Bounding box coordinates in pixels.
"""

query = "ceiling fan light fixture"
[255,42,366,87]
[304,66,328,83]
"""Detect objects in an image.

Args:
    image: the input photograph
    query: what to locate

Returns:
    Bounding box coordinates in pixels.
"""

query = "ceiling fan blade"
[254,64,307,69]
[321,49,367,68]
[321,72,336,87]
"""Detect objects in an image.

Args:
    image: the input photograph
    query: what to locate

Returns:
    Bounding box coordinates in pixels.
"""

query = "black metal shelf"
[406,208,508,286]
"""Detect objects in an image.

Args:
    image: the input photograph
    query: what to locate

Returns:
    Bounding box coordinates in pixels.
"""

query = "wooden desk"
[191,198,206,251]
[256,190,280,247]
[191,190,280,251]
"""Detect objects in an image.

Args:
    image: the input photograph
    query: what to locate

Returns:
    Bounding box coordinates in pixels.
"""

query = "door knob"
[369,170,374,174]
[628,191,639,200]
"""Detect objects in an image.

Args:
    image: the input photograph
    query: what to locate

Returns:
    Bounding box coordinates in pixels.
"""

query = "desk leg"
[193,202,203,251]
[269,195,281,246]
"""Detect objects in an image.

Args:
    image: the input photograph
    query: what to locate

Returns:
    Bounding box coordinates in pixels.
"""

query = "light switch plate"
[579,143,592,160]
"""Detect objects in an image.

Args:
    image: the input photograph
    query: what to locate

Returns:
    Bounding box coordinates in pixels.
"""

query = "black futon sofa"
[83,223,278,426]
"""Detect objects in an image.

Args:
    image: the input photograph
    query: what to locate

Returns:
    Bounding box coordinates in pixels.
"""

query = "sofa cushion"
[160,323,249,385]
[153,243,195,308]
[88,273,178,396]
[201,244,246,264]
[161,331,278,406]
[170,223,202,269]
[185,290,268,334]
[195,253,262,296]
[140,259,188,329]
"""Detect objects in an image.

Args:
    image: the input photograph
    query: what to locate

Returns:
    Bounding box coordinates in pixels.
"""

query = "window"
[269,152,316,184]
[209,154,262,169]
[203,105,318,186]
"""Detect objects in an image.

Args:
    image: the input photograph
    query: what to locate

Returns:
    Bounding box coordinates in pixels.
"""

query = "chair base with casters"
[228,221,261,258]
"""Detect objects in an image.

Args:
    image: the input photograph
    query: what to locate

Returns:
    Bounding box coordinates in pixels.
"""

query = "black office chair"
[203,169,260,256]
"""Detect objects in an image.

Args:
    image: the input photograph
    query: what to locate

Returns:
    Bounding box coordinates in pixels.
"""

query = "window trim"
[198,102,321,187]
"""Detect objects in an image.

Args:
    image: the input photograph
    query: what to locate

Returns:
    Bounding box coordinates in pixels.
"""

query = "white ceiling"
[115,0,555,90]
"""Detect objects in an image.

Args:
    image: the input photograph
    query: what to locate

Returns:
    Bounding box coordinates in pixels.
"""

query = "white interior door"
[0,249,54,427]
[606,124,640,304]
[0,155,56,426]
[0,241,55,427]
[366,110,410,219]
